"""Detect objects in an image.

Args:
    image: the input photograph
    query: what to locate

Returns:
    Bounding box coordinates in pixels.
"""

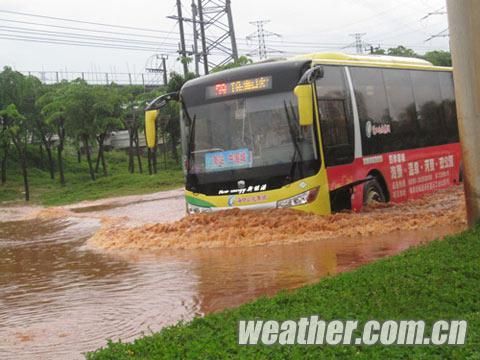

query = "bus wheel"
[363,179,387,205]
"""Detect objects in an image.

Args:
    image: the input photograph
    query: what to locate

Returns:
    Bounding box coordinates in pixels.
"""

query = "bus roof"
[291,52,452,71]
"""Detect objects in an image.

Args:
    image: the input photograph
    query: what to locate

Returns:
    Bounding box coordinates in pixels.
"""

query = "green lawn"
[0,149,184,206]
[88,227,480,359]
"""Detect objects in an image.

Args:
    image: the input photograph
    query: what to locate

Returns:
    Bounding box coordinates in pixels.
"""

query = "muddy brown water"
[0,188,466,359]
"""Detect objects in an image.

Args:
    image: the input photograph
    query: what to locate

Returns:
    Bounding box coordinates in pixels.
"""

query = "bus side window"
[315,66,354,167]
[350,67,391,156]
[382,69,419,151]
[438,72,460,144]
[410,70,447,147]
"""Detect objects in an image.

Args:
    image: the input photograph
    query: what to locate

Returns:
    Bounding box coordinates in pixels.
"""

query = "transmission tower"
[169,0,238,75]
[196,0,238,74]
[247,20,282,60]
[348,33,367,54]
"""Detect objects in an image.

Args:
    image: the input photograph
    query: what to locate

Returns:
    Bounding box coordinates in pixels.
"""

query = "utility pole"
[162,55,168,86]
[446,0,480,226]
[191,0,200,76]
[197,0,209,74]
[145,54,169,86]
[247,20,282,60]
[176,0,189,77]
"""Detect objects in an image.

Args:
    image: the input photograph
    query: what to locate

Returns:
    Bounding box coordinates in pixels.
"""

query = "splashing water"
[88,187,466,252]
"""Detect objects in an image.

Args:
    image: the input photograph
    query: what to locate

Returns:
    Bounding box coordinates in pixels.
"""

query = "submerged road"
[0,187,466,359]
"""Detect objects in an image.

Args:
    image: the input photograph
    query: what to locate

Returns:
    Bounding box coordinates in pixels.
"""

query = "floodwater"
[0,187,467,359]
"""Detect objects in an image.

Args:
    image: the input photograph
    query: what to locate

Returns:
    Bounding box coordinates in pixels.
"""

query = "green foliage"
[0,66,25,109]
[37,84,67,128]
[370,46,386,55]
[386,45,419,58]
[167,71,197,93]
[0,117,9,158]
[63,80,97,140]
[423,50,452,67]
[0,65,183,198]
[0,67,43,122]
[156,71,198,162]
[0,149,183,205]
[178,56,193,66]
[0,104,26,137]
[92,86,124,135]
[370,46,452,67]
[211,56,254,73]
[88,227,480,359]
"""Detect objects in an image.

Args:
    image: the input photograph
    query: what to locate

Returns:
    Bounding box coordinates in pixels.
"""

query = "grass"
[0,148,184,206]
[88,227,480,359]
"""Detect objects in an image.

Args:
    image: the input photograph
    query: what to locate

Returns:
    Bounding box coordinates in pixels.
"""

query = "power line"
[420,7,447,20]
[0,7,447,52]
[425,28,449,42]
[0,34,176,52]
[0,9,178,34]
[0,17,181,41]
[0,25,180,48]
[0,7,450,61]
[420,7,449,43]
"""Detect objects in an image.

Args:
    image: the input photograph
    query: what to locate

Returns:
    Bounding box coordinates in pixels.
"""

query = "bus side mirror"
[145,110,158,149]
[144,92,179,149]
[294,84,314,126]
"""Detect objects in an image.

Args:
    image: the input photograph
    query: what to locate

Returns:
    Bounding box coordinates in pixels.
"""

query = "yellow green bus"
[145,52,461,215]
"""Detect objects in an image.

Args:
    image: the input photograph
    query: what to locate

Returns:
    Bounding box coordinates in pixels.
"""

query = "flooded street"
[0,187,466,359]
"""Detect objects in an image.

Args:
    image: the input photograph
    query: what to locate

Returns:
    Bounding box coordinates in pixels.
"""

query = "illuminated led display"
[206,76,273,99]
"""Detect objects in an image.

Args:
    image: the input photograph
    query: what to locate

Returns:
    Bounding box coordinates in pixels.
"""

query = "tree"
[1,105,30,200]
[370,46,452,66]
[0,67,25,184]
[64,81,97,181]
[128,90,164,174]
[37,84,68,185]
[92,86,123,176]
[370,46,386,55]
[211,56,253,73]
[23,76,56,180]
[370,45,419,58]
[0,112,10,185]
[163,72,197,165]
[386,46,419,58]
[423,50,452,67]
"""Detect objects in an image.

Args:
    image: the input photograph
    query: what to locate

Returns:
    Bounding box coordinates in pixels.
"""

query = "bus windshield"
[186,92,318,175]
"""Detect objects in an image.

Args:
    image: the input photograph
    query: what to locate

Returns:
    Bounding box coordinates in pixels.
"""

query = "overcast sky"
[0,0,449,80]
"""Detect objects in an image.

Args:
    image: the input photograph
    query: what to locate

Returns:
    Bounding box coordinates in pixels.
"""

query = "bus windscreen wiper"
[186,114,196,173]
[284,101,304,182]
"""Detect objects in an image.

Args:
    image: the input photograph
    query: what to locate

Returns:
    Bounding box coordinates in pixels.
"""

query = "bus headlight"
[187,203,213,215]
[277,188,319,209]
